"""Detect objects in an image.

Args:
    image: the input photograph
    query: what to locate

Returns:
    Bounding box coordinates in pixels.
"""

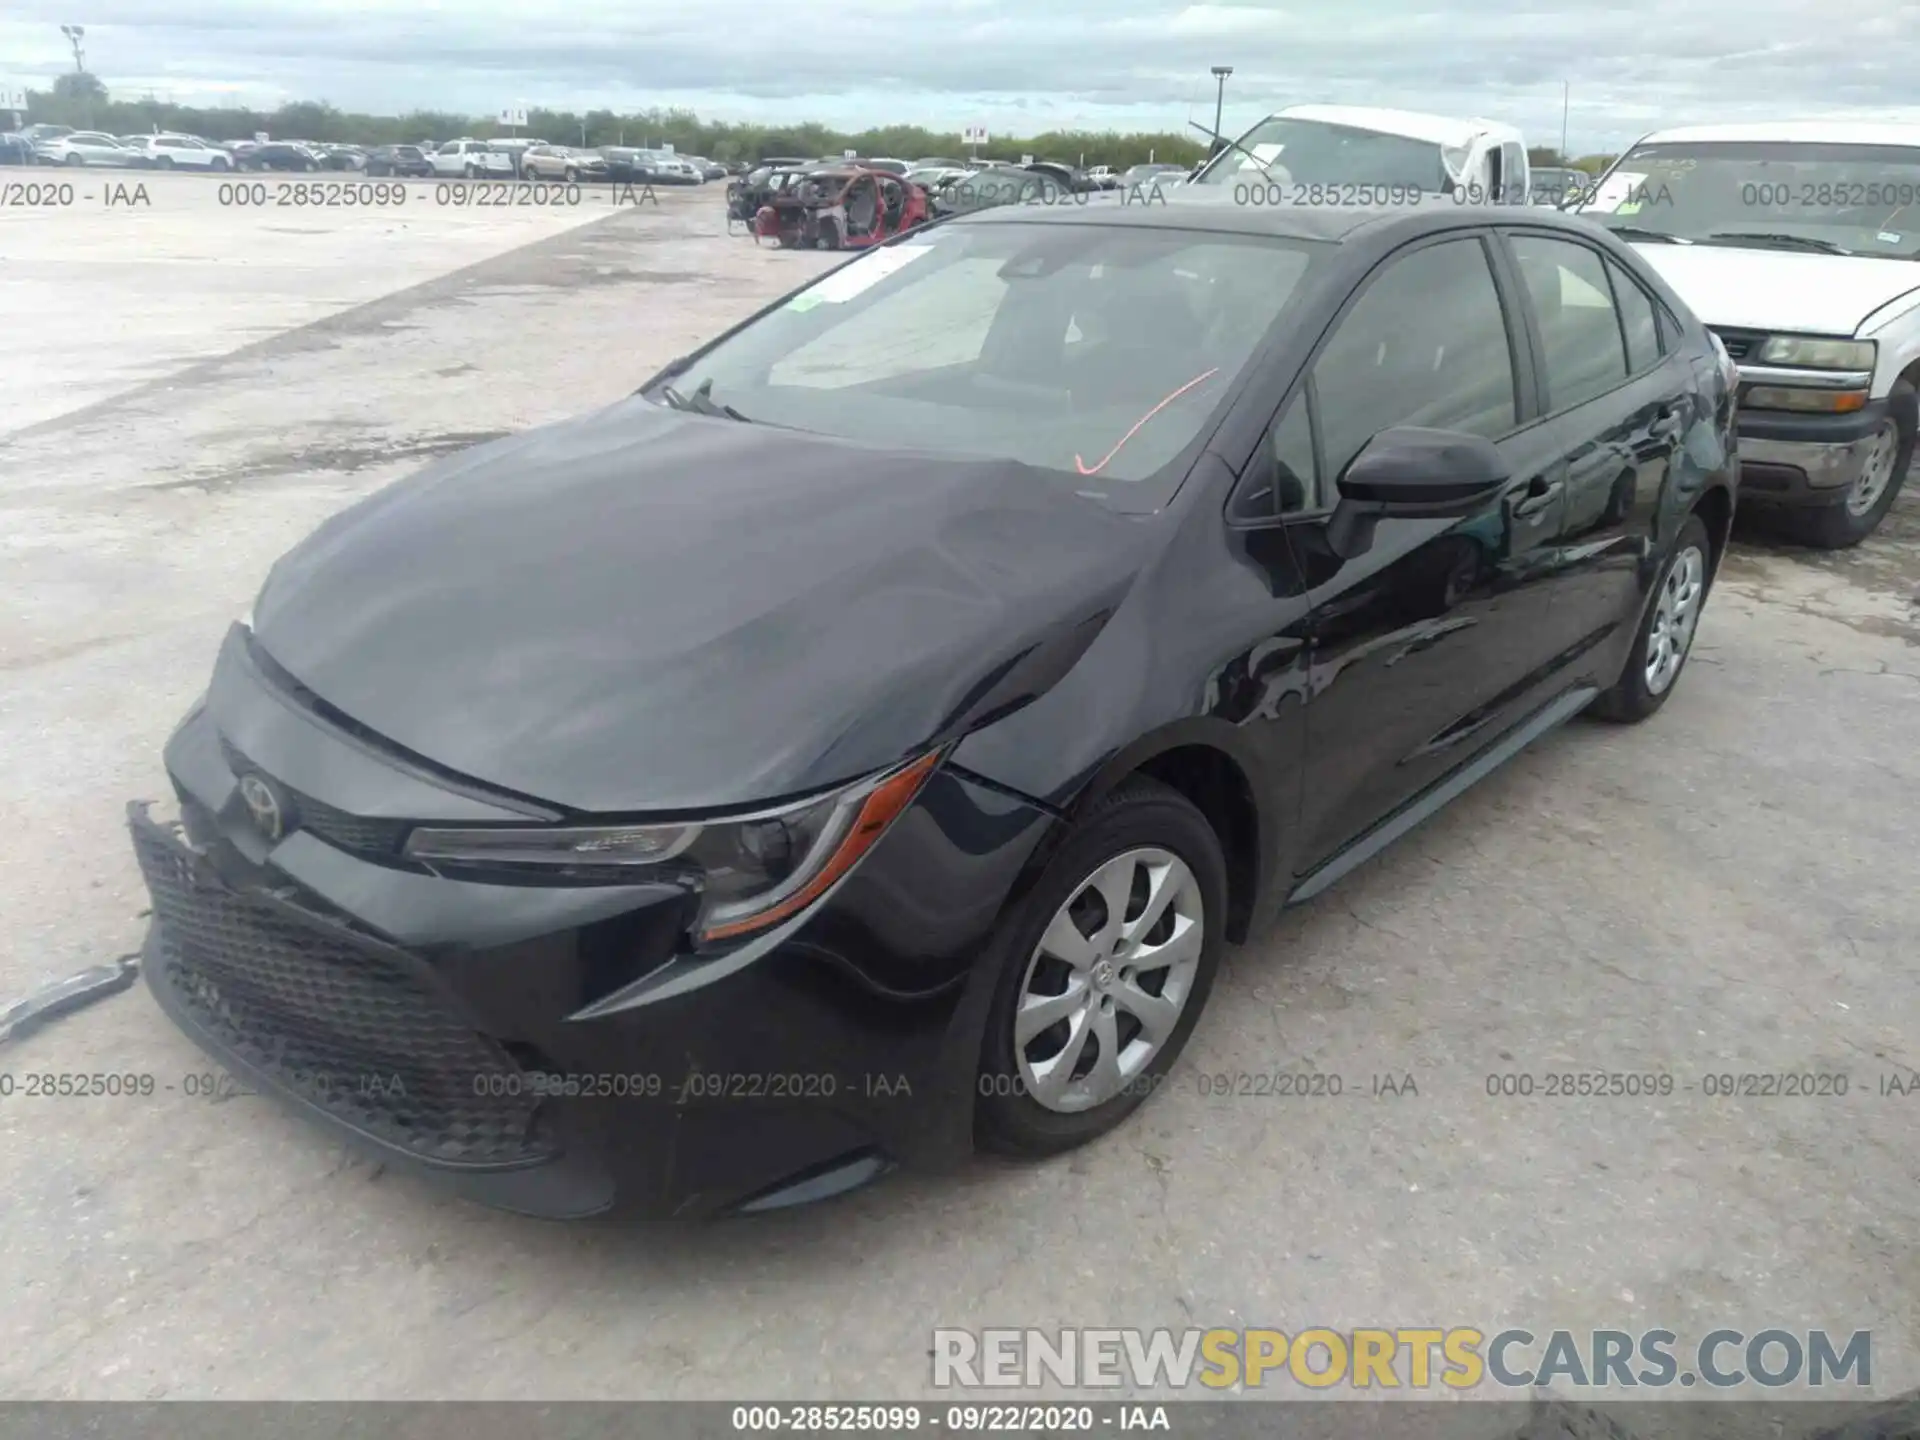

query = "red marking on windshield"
[1074,368,1222,477]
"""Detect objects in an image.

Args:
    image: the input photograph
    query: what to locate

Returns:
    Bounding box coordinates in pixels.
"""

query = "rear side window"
[1310,236,1519,482]
[1508,234,1629,411]
[1606,258,1662,373]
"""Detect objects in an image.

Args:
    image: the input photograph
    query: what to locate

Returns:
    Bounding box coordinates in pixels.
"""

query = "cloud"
[2,0,1918,148]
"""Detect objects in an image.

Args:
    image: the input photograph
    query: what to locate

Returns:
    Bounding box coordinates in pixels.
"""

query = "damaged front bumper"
[127,669,1055,1219]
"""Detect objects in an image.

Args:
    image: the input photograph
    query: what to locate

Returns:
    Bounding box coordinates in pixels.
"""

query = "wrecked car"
[753,166,929,249]
[128,199,1735,1221]
[726,161,811,228]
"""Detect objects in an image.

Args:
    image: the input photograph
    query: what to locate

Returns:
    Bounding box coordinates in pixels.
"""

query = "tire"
[155,156,174,171]
[65,152,85,166]
[976,777,1228,1157]
[1785,380,1913,549]
[1589,512,1714,724]
[210,157,228,172]
[563,167,577,183]
[815,223,841,251]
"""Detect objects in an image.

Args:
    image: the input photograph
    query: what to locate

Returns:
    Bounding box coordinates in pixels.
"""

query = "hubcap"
[1645,544,1707,695]
[1846,424,1900,517]
[1013,847,1204,1114]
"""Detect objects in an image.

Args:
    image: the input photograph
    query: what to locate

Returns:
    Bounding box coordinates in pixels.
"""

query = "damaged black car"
[132,202,1736,1219]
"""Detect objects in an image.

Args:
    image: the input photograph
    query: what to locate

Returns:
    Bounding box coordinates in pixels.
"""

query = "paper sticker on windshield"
[1584,171,1646,214]
[787,244,935,308]
[1880,231,1903,245]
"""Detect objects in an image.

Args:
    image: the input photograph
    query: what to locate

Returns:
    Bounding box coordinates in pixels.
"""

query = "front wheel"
[65,152,85,166]
[210,156,229,172]
[154,156,174,171]
[1787,381,1914,549]
[976,778,1227,1157]
[1589,512,1714,724]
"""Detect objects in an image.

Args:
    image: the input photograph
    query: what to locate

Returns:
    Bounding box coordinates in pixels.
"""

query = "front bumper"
[130,649,1055,1219]
[1735,399,1898,507]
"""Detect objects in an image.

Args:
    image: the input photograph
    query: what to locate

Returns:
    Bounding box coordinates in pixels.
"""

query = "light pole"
[60,24,85,72]
[1210,65,1233,156]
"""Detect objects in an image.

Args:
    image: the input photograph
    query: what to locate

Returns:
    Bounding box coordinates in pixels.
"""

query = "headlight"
[403,749,944,945]
[1757,336,1875,370]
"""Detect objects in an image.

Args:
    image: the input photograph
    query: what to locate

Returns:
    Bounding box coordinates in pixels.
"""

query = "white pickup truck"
[428,138,515,179]
[1185,104,1532,206]
[1577,121,1920,546]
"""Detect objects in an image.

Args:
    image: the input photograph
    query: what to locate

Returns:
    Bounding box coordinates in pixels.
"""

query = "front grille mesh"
[1710,327,1764,363]
[131,809,555,1167]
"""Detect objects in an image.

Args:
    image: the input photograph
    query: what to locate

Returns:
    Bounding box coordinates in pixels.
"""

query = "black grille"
[1710,327,1766,363]
[220,739,410,857]
[131,807,555,1168]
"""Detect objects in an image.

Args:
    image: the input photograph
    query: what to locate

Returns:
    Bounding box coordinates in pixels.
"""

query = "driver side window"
[1309,237,1518,486]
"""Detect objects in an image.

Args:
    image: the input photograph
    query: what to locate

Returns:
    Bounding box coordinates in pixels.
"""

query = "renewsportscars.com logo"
[931,1327,1872,1391]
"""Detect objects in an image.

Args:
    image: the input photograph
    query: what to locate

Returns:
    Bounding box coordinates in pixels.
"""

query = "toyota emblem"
[238,773,287,842]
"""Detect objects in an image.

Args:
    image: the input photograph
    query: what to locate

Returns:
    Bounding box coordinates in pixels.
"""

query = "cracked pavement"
[1,176,1917,1403]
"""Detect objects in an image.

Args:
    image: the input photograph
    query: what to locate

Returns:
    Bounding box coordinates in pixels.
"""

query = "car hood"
[1633,244,1920,335]
[250,398,1154,813]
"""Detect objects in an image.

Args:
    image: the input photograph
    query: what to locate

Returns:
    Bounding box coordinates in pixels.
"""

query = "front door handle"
[1511,475,1564,520]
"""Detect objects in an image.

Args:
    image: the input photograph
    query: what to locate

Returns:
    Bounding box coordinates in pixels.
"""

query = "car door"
[1494,229,1685,680]
[1243,231,1574,871]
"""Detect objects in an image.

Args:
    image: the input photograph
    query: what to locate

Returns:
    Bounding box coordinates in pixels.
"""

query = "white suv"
[430,139,515,179]
[128,134,233,171]
[1578,121,1919,546]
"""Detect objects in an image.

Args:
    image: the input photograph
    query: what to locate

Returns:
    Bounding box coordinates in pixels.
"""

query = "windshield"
[653,222,1325,509]
[1581,141,1920,258]
[1190,116,1451,191]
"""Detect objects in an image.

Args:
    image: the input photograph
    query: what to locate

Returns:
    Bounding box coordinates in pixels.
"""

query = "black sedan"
[241,142,322,173]
[365,144,433,178]
[130,202,1737,1219]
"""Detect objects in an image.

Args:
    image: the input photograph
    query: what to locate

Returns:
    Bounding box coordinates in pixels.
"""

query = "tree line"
[23,78,1620,173]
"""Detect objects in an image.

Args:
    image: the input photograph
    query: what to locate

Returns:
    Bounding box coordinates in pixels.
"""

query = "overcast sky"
[3,0,1917,151]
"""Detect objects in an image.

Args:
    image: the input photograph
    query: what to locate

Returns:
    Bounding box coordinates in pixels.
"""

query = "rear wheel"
[563,166,578,183]
[210,156,229,172]
[1786,383,1913,549]
[65,151,85,166]
[1590,512,1714,724]
[155,156,174,171]
[977,778,1227,1157]
[814,222,841,251]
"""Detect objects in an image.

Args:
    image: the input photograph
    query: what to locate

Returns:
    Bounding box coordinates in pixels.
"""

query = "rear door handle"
[1511,475,1564,520]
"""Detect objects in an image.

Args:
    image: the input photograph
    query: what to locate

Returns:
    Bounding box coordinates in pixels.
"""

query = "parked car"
[241,142,324,173]
[429,138,514,178]
[123,135,233,171]
[126,200,1737,1220]
[906,163,971,192]
[18,123,75,147]
[1026,159,1096,193]
[1529,166,1591,207]
[32,131,137,167]
[727,164,809,225]
[364,144,433,178]
[752,166,929,248]
[912,156,966,169]
[320,144,367,171]
[1121,162,1191,190]
[1577,119,1920,546]
[646,151,704,185]
[684,155,729,181]
[932,167,1071,217]
[1086,165,1121,190]
[521,144,608,182]
[1188,104,1531,205]
[486,137,541,175]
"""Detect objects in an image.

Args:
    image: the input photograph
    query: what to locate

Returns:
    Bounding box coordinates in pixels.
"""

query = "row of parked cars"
[0,124,743,185]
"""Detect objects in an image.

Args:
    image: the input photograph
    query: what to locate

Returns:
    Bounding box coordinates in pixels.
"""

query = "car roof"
[951,195,1611,247]
[1632,120,1920,147]
[1271,103,1523,148]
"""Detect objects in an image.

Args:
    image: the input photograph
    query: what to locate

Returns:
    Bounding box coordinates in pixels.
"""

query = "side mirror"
[1325,427,1510,560]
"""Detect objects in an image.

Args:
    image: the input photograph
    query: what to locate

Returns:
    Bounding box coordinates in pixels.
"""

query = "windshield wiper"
[1603,224,1687,244]
[1700,231,1854,256]
[658,377,752,422]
